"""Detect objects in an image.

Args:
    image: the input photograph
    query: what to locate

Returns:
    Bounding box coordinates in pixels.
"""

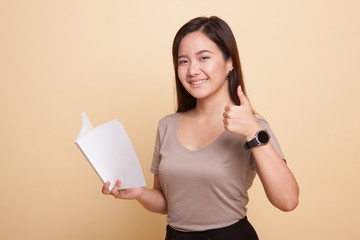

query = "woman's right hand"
[102,175,167,214]
[102,179,144,200]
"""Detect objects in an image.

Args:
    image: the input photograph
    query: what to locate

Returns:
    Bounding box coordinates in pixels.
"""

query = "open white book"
[75,112,146,190]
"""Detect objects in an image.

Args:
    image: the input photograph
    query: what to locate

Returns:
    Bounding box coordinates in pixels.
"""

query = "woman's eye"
[179,60,188,64]
[200,56,210,61]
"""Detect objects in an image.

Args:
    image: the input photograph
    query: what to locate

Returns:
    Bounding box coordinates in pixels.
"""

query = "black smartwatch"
[244,130,270,150]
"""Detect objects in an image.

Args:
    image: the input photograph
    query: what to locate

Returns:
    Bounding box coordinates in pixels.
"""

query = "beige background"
[1,0,359,239]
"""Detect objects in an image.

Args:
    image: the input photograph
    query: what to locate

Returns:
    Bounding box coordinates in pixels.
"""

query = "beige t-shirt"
[150,113,285,232]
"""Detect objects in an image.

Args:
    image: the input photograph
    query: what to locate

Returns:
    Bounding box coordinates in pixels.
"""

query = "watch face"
[258,131,269,143]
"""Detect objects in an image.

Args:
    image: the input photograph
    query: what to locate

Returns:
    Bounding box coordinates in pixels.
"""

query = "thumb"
[237,85,249,106]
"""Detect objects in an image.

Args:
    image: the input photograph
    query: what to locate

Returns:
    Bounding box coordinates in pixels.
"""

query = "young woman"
[102,16,299,240]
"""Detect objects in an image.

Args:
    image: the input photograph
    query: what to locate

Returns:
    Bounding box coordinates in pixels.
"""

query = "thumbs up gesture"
[223,85,262,141]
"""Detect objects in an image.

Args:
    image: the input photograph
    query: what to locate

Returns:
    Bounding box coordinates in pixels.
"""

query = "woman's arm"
[223,86,299,211]
[102,174,167,214]
[137,175,167,214]
[247,133,299,211]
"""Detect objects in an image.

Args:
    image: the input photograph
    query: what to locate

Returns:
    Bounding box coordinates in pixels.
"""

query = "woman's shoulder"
[158,112,181,127]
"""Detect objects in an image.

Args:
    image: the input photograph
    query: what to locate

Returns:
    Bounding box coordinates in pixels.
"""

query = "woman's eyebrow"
[196,50,213,55]
[178,50,213,59]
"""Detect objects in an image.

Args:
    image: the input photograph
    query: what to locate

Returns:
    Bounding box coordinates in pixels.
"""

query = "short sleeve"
[150,127,162,175]
[257,117,285,159]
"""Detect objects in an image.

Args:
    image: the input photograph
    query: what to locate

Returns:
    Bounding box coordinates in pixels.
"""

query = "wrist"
[245,125,262,141]
[244,129,271,150]
[135,187,146,201]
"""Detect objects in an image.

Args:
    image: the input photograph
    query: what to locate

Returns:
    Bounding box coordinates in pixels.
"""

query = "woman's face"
[177,31,233,102]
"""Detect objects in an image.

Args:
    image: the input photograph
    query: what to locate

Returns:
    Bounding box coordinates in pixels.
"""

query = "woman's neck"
[191,92,234,120]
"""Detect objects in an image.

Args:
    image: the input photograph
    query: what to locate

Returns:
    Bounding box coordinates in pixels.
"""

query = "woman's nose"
[188,62,201,76]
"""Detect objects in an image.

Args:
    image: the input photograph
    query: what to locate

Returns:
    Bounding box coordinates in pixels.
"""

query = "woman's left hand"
[223,85,261,140]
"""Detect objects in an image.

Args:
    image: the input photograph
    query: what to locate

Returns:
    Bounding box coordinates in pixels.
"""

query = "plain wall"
[1,0,359,239]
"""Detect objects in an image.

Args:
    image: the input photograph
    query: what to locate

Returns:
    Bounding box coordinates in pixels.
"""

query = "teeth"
[191,79,208,85]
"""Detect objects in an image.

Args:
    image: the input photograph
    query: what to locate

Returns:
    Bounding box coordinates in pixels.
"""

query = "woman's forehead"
[178,31,220,55]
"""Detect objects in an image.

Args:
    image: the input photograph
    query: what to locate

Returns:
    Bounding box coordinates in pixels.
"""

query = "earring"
[226,71,231,80]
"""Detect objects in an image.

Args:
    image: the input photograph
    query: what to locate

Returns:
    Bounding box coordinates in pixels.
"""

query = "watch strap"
[244,138,259,150]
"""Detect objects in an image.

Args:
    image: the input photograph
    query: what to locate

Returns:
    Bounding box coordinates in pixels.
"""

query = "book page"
[75,113,146,190]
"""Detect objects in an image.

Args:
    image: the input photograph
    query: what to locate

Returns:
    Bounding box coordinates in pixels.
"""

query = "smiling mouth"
[190,79,208,85]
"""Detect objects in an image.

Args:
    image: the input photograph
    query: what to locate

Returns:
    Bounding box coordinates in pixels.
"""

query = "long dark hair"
[172,16,248,112]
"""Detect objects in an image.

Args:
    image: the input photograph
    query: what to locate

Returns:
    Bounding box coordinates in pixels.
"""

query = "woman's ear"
[226,57,233,72]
